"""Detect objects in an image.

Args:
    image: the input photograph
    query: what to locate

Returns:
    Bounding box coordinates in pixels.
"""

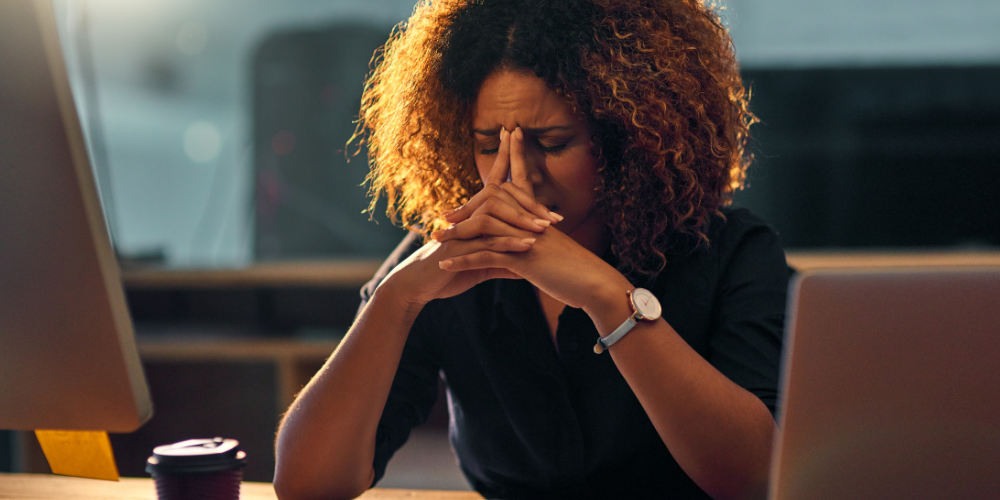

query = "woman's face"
[471,69,604,250]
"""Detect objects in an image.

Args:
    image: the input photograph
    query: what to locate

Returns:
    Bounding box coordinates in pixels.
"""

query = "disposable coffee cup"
[146,437,247,500]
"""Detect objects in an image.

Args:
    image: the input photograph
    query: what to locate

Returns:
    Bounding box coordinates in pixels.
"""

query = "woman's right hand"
[378,128,559,308]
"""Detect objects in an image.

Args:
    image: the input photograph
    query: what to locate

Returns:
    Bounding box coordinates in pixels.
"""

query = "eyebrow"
[472,125,575,136]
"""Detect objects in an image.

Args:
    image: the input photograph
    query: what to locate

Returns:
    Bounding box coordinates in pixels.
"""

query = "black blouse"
[360,207,790,499]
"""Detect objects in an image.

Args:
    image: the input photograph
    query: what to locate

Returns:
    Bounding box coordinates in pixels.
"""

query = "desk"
[0,473,484,500]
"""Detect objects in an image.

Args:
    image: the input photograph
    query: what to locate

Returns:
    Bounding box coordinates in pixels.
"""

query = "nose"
[528,168,543,186]
[514,149,545,198]
[518,137,545,188]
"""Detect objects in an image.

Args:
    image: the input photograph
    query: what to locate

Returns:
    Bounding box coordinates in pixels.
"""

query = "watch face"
[632,288,662,320]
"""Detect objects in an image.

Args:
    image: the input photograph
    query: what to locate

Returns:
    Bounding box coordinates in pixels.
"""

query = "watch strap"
[594,314,637,354]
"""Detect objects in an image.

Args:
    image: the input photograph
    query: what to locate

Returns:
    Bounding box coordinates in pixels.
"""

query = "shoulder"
[656,207,788,290]
[703,207,785,265]
[709,206,777,245]
[704,206,791,290]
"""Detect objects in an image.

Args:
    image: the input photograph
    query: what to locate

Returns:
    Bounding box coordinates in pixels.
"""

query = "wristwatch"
[593,288,662,354]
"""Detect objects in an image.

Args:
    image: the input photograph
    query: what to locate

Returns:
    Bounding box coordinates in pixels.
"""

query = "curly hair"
[355,0,755,278]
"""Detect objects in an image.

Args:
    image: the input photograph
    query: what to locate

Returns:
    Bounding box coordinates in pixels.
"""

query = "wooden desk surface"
[0,473,484,500]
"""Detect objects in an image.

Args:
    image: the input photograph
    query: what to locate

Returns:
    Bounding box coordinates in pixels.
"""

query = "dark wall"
[0,431,10,472]
[734,65,1000,249]
[253,22,407,260]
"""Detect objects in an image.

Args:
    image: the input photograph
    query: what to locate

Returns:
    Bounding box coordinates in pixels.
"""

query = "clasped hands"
[433,126,560,273]
[382,126,623,314]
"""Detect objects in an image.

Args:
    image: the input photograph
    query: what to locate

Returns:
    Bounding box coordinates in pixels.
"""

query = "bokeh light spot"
[272,130,296,155]
[183,121,222,163]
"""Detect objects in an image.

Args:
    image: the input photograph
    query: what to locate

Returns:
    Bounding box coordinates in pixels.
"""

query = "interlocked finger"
[499,182,562,224]
[442,181,559,230]
[434,213,541,242]
[437,235,534,270]
[435,194,552,241]
[439,248,518,273]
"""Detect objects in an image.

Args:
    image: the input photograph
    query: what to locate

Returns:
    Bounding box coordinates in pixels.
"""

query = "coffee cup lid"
[146,437,247,475]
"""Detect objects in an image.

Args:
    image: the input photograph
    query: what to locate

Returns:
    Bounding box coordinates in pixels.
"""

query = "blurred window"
[54,0,415,267]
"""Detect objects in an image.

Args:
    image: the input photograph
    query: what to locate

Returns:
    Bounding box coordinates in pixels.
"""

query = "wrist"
[371,274,428,320]
[582,274,636,337]
[593,287,662,353]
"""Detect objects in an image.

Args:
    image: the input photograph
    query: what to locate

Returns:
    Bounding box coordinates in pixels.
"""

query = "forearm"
[274,284,424,500]
[585,284,774,500]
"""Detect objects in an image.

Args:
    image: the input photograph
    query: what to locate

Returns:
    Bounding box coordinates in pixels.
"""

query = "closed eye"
[539,141,568,154]
[478,140,500,155]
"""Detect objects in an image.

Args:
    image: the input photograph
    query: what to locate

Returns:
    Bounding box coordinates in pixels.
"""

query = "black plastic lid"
[146,437,247,475]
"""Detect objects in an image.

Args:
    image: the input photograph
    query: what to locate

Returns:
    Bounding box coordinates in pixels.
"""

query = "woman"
[274,0,789,499]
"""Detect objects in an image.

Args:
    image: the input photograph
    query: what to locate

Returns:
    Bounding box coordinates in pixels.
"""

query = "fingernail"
[549,211,564,222]
[533,219,551,227]
[439,260,453,270]
[442,208,456,217]
[515,128,523,140]
[521,238,536,245]
[431,230,444,240]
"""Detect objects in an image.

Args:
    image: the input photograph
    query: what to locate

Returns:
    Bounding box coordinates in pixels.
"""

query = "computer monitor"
[0,0,153,433]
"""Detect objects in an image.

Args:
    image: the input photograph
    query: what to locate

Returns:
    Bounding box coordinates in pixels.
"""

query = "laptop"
[769,267,1000,500]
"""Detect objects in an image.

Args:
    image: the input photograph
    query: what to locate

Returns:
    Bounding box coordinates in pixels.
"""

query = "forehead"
[471,69,580,130]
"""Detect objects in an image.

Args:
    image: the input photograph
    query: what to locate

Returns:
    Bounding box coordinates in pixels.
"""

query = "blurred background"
[46,0,1000,267]
[2,0,998,489]
[48,0,412,268]
[727,0,1000,249]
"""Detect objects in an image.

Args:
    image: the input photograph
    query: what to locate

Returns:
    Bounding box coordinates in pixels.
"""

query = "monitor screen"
[0,0,153,433]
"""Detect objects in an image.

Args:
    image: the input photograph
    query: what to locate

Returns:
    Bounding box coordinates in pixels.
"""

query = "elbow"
[272,471,309,500]
[696,438,773,500]
[698,452,771,500]
[273,420,377,500]
[707,462,772,499]
[273,468,320,500]
[704,474,769,500]
[273,461,374,500]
